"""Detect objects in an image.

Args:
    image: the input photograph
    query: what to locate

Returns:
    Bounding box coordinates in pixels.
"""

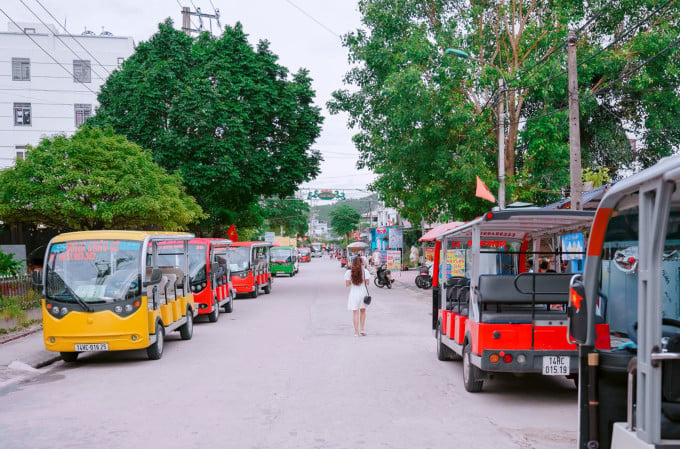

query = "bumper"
[477,349,578,374]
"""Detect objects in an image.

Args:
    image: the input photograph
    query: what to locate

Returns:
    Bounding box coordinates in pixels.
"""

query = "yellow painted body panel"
[171,298,181,321]
[42,299,151,352]
[147,307,160,332]
[160,304,173,326]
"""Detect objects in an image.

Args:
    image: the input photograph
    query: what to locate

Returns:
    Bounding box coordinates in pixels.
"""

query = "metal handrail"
[627,357,637,431]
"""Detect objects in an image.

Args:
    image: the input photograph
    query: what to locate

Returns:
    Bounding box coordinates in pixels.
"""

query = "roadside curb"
[0,325,62,394]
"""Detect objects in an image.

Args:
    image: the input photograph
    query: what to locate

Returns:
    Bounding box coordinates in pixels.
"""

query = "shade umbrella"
[347,241,369,250]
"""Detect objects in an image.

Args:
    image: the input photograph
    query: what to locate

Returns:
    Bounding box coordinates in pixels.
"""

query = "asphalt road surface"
[0,257,578,449]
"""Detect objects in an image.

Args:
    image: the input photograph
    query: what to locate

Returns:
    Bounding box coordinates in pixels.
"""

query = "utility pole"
[567,30,583,211]
[180,5,221,36]
[497,79,506,209]
[181,7,191,36]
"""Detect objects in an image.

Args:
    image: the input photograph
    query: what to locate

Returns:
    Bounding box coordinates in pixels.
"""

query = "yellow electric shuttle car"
[37,231,198,361]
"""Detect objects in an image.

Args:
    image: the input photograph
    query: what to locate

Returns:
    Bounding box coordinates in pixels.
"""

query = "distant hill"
[314,193,380,222]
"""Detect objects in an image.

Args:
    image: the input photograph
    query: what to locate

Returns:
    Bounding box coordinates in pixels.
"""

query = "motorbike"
[374,265,394,289]
[414,264,432,289]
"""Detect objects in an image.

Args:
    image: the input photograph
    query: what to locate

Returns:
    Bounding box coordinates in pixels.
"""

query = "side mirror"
[567,275,589,344]
[31,270,43,291]
[143,268,162,287]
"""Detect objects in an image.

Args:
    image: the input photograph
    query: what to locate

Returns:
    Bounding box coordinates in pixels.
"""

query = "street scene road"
[0,257,578,449]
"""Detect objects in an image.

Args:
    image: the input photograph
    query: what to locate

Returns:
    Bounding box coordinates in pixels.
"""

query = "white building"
[364,204,401,228]
[309,219,329,237]
[0,21,134,168]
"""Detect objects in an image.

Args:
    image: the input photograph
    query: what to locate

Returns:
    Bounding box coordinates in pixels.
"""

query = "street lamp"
[445,48,506,209]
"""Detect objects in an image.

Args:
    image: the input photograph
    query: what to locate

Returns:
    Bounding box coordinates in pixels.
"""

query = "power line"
[0,7,98,96]
[513,0,674,95]
[513,0,615,83]
[282,0,340,38]
[18,0,109,84]
[208,0,222,32]
[33,0,113,77]
[511,33,680,128]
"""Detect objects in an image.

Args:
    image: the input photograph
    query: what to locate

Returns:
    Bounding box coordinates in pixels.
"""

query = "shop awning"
[418,221,465,242]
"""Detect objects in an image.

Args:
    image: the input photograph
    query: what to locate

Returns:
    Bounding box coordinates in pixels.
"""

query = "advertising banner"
[264,232,275,244]
[388,227,403,249]
[561,233,585,261]
[386,250,402,271]
[446,249,466,278]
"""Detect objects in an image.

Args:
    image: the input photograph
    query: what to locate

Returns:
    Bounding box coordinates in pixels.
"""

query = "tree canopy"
[329,205,362,244]
[329,0,680,222]
[90,19,323,232]
[0,127,204,231]
[262,198,310,237]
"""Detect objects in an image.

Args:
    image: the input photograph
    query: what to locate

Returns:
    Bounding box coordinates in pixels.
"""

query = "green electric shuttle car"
[270,246,299,277]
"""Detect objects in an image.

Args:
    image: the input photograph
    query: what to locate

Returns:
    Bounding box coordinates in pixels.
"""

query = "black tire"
[264,279,272,294]
[208,299,219,323]
[415,276,424,288]
[374,277,385,288]
[463,344,484,393]
[223,291,234,313]
[179,308,194,340]
[436,322,454,361]
[386,280,393,289]
[146,323,164,360]
[423,277,432,289]
[251,283,259,298]
[60,351,79,363]
[568,373,579,388]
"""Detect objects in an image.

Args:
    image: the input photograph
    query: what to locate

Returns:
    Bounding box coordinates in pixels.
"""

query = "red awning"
[418,221,465,242]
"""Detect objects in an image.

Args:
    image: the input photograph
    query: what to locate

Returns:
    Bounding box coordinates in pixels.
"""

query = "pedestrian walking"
[345,256,371,336]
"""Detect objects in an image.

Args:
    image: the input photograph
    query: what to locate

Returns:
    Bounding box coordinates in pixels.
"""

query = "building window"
[74,104,92,127]
[73,60,91,83]
[117,57,125,68]
[12,58,30,81]
[14,103,31,126]
[15,146,26,161]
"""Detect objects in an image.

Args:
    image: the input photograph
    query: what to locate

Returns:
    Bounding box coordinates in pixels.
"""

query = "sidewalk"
[0,324,61,393]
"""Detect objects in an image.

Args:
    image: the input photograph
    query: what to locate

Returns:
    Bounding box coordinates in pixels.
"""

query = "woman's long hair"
[350,256,363,286]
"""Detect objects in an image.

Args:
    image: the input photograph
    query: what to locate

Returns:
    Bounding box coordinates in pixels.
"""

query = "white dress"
[345,268,372,310]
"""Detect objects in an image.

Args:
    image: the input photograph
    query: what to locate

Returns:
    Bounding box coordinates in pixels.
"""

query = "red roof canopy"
[418,222,465,242]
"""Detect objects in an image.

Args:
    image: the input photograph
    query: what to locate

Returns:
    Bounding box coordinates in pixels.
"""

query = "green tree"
[0,127,204,231]
[329,205,361,244]
[0,250,22,276]
[330,0,680,221]
[90,20,323,233]
[262,198,310,237]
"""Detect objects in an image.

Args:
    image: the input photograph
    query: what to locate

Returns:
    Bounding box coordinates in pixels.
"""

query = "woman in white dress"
[345,256,371,336]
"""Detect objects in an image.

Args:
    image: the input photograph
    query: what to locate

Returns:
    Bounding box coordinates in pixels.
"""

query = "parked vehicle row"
[32,233,302,362]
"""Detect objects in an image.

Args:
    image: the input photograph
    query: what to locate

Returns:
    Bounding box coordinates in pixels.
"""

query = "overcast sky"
[2,0,374,199]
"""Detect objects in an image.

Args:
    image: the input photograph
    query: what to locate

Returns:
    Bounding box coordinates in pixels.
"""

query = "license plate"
[74,343,109,352]
[542,356,569,375]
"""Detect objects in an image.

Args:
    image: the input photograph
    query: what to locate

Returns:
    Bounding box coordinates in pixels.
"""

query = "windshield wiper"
[47,269,93,312]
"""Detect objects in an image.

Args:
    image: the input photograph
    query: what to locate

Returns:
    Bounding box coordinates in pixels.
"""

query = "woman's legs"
[352,310,360,336]
[359,308,367,334]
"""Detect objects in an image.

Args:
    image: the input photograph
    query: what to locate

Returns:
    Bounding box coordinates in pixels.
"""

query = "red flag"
[227,224,238,242]
[475,176,496,203]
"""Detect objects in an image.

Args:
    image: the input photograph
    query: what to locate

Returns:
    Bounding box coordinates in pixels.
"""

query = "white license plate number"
[542,356,569,375]
[74,343,109,352]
